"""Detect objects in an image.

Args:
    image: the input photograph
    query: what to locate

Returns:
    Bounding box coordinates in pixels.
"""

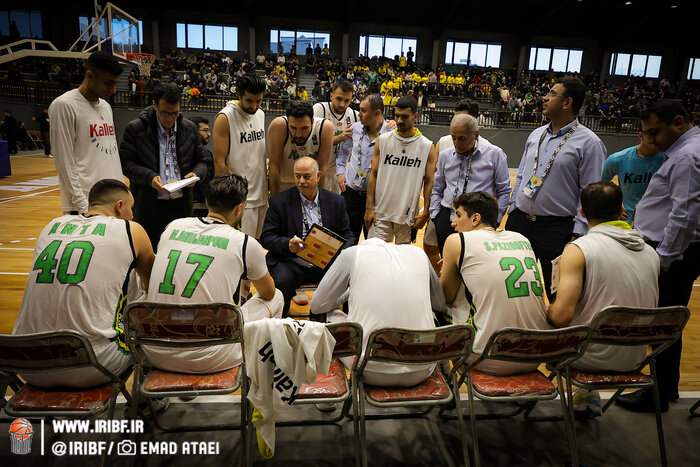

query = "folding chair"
[565,305,690,467]
[0,331,132,465]
[124,302,249,458]
[459,326,591,467]
[356,325,475,467]
[27,130,43,150]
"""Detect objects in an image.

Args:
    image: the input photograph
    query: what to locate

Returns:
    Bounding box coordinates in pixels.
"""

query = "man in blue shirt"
[602,130,664,224]
[506,76,606,300]
[616,100,700,413]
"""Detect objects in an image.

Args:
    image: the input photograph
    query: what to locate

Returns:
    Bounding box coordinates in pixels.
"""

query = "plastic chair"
[459,326,591,467]
[565,305,690,467]
[356,325,476,467]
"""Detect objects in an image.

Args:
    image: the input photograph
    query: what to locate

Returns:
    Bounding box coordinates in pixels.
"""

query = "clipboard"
[296,223,344,269]
[163,176,200,193]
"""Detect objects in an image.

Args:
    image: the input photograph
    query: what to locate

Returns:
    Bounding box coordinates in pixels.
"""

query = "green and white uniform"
[279,116,325,191]
[313,102,359,194]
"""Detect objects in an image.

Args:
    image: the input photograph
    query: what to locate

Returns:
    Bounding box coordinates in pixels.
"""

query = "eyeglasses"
[156,107,180,118]
[200,128,211,133]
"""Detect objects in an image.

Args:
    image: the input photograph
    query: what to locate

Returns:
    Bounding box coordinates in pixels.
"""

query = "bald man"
[260,157,355,316]
[429,114,511,253]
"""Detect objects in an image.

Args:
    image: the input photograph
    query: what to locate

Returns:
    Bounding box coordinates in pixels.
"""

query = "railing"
[0,82,642,134]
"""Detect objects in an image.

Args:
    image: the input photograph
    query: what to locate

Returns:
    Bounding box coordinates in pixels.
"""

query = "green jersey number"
[33,240,95,284]
[499,257,544,298]
[158,249,214,298]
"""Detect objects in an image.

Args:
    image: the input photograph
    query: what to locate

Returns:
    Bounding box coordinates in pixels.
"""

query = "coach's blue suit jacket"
[260,187,355,269]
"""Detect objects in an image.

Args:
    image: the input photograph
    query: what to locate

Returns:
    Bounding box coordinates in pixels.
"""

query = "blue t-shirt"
[602,146,664,224]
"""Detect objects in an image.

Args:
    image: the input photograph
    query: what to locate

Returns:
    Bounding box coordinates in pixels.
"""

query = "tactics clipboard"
[296,223,344,269]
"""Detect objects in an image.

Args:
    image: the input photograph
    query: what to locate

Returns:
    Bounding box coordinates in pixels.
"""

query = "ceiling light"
[625,1,632,4]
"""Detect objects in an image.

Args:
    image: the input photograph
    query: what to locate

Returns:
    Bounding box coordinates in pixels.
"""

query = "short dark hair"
[642,99,690,125]
[153,83,181,105]
[362,94,384,114]
[190,116,209,127]
[286,100,314,120]
[237,72,266,97]
[86,51,123,76]
[454,99,480,117]
[332,80,354,94]
[555,76,586,115]
[453,192,499,229]
[206,174,248,213]
[395,96,417,113]
[88,179,131,207]
[580,181,623,222]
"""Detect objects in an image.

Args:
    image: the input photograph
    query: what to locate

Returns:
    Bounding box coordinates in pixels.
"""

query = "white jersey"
[374,130,432,225]
[279,116,326,184]
[49,89,123,213]
[348,240,436,378]
[313,102,359,169]
[14,214,135,357]
[569,224,660,372]
[437,133,489,153]
[457,229,549,374]
[217,101,267,207]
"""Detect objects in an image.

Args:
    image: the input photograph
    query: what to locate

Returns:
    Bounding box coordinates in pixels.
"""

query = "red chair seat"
[569,369,651,385]
[298,359,348,399]
[143,366,240,392]
[365,368,450,403]
[471,369,555,396]
[10,383,114,411]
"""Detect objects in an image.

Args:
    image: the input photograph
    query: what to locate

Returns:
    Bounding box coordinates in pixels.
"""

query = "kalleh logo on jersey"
[384,153,422,168]
[89,123,115,138]
[240,128,265,144]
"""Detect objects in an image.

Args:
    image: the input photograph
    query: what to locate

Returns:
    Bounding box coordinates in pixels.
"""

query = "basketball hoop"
[127,53,156,78]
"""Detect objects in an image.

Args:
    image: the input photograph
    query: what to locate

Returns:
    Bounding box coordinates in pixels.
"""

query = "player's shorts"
[368,219,412,245]
[241,204,267,238]
[423,218,437,246]
[323,170,341,194]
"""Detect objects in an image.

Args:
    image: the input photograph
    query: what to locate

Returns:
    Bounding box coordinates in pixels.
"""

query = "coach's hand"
[289,236,305,253]
[337,174,347,192]
[385,119,396,130]
[151,176,164,191]
[184,172,198,185]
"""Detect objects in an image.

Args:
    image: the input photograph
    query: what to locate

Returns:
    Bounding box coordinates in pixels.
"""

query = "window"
[270,29,330,54]
[529,47,582,73]
[610,53,662,78]
[687,58,700,81]
[79,15,142,45]
[359,35,417,61]
[176,22,237,51]
[1,10,42,38]
[444,40,501,68]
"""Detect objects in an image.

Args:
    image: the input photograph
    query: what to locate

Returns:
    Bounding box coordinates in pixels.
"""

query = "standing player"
[49,51,124,214]
[601,129,664,224]
[365,96,437,244]
[13,179,154,387]
[267,101,334,194]
[144,174,283,373]
[313,80,358,194]
[213,72,268,238]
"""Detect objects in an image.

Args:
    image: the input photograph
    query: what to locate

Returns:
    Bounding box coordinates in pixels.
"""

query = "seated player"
[547,181,660,415]
[440,192,551,375]
[310,237,445,387]
[144,174,284,373]
[13,179,155,387]
[261,157,354,317]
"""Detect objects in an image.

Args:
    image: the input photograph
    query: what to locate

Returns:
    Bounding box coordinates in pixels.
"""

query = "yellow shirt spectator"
[383,93,393,106]
[399,56,407,67]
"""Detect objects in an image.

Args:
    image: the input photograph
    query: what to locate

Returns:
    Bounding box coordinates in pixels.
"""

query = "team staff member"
[213,72,268,238]
[313,80,358,193]
[601,128,664,224]
[429,114,511,253]
[616,100,700,413]
[120,84,210,250]
[506,76,606,299]
[49,51,124,214]
[365,96,437,244]
[336,94,389,242]
[261,157,354,316]
[13,179,154,387]
[144,174,284,373]
[267,101,334,194]
[190,116,213,217]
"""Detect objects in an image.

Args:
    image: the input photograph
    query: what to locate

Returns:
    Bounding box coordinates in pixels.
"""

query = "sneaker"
[572,389,602,418]
[292,292,309,306]
[178,395,197,402]
[315,403,336,412]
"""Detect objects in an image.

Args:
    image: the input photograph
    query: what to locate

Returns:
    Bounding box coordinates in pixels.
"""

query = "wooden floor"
[1,152,699,390]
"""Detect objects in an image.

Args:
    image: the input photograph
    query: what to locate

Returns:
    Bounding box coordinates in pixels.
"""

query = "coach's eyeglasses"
[156,107,180,118]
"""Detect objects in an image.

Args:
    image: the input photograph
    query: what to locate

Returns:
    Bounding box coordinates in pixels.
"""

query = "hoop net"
[127,53,156,78]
